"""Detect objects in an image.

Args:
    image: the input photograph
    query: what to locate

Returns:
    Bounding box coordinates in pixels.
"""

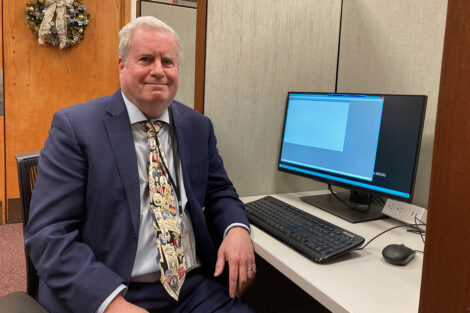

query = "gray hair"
[118,16,183,66]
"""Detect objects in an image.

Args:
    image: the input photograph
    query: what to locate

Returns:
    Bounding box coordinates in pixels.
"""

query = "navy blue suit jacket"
[24,90,249,313]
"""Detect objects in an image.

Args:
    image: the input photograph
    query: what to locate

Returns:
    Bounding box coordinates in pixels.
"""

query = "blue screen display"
[278,92,426,200]
[281,94,383,181]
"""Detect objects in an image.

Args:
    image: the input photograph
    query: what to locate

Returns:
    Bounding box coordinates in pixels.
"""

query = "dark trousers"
[126,269,255,313]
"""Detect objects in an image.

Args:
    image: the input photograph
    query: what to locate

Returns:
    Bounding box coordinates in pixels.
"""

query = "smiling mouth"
[146,83,167,90]
[146,82,167,86]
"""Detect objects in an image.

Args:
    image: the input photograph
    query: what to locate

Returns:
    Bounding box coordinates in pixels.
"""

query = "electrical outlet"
[382,198,427,225]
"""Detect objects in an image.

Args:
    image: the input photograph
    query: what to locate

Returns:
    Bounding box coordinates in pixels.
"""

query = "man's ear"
[118,58,124,73]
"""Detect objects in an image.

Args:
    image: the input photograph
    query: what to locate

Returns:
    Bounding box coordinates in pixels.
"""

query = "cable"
[355,222,426,251]
[413,216,426,244]
[374,196,385,205]
[328,184,371,213]
[327,185,425,251]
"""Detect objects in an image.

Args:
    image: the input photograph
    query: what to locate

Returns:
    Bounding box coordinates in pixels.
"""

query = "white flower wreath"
[25,0,90,49]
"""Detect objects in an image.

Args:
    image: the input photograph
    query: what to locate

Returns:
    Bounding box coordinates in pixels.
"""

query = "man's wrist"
[223,223,250,238]
[97,284,127,313]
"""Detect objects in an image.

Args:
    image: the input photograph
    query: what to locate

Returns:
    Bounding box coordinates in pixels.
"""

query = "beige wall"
[205,0,447,208]
[141,2,197,109]
[205,0,342,196]
[338,0,447,207]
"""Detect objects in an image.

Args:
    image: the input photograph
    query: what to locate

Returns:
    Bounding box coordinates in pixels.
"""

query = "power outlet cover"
[382,198,427,225]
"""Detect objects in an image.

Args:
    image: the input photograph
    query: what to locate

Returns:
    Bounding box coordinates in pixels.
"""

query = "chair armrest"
[0,291,48,313]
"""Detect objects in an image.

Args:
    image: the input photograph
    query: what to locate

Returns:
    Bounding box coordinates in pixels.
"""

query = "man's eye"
[162,58,176,67]
[140,57,152,63]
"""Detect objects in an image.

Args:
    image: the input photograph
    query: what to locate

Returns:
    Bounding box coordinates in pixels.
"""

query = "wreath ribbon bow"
[38,0,74,49]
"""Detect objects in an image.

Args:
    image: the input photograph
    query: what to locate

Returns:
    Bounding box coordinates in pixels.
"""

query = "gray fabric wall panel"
[204,0,342,197]
[338,0,447,207]
[204,0,446,206]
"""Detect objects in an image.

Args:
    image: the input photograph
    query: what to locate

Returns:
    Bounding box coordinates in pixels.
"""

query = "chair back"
[15,151,40,298]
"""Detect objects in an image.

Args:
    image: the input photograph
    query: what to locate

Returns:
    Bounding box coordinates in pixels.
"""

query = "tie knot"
[142,120,164,134]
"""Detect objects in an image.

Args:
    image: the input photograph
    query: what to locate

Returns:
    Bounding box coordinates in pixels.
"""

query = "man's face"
[119,28,179,117]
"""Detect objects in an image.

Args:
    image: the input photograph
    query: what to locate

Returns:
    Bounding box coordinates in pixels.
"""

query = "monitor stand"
[301,191,386,223]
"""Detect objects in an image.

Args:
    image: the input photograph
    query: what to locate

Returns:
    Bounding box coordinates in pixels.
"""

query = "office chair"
[15,151,40,298]
[0,152,48,312]
[0,291,47,313]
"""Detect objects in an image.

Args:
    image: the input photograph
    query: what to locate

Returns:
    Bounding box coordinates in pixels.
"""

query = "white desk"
[242,191,424,313]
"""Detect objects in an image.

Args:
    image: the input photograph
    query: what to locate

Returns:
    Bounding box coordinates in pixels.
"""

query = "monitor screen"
[278,92,427,222]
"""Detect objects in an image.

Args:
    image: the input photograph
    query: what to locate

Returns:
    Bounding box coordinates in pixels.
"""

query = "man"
[25,16,256,313]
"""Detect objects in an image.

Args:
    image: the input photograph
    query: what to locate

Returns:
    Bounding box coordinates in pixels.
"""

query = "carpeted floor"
[0,223,27,297]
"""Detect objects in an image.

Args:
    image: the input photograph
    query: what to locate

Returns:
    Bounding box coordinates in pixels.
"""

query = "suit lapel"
[103,91,140,234]
[171,103,192,185]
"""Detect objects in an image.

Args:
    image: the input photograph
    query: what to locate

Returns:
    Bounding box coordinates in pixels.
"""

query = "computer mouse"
[382,244,416,266]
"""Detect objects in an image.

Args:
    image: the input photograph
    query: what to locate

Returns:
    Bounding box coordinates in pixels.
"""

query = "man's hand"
[214,226,256,298]
[104,295,149,313]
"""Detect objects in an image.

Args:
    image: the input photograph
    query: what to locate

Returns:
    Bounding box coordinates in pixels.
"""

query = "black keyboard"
[245,196,365,263]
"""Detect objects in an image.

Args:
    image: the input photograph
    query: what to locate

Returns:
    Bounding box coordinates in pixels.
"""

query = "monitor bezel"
[277,91,427,203]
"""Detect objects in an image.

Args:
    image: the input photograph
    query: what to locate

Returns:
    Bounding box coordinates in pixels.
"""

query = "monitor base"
[301,192,386,223]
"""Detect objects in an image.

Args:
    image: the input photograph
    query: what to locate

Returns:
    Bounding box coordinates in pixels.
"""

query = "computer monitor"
[278,92,427,223]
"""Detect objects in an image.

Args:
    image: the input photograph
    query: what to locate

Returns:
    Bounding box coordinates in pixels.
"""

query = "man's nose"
[150,60,165,78]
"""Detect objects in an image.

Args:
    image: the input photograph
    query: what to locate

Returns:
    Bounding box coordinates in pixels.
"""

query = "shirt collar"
[121,91,170,125]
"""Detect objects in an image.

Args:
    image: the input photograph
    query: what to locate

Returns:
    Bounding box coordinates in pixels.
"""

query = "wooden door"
[419,0,470,311]
[0,0,4,222]
[2,0,130,222]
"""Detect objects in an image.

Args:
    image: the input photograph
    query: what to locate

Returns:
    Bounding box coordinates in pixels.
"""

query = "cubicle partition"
[204,0,447,208]
[205,0,342,197]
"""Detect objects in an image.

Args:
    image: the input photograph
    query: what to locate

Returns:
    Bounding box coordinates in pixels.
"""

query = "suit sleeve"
[203,119,250,240]
[24,111,126,313]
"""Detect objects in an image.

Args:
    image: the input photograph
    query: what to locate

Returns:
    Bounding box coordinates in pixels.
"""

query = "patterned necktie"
[144,120,186,301]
